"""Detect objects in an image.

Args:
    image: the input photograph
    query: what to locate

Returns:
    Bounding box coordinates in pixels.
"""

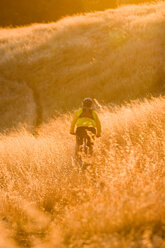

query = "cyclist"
[70,98,101,156]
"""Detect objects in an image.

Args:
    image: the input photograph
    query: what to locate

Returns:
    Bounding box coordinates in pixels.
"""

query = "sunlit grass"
[0,2,165,247]
[0,97,165,247]
[0,2,165,131]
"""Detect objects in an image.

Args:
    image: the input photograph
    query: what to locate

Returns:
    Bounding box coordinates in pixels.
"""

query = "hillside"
[0,2,165,247]
[0,2,165,132]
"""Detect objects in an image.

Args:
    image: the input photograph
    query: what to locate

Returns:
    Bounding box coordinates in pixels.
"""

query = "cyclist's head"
[82,97,93,108]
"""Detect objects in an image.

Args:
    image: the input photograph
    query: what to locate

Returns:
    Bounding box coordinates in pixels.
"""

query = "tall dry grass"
[0,2,165,131]
[0,96,165,247]
[0,2,165,247]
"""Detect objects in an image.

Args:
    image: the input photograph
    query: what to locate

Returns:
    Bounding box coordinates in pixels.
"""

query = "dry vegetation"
[0,96,165,247]
[0,2,165,247]
[0,2,165,131]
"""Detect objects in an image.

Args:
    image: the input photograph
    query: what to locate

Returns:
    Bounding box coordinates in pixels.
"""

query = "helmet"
[82,97,93,108]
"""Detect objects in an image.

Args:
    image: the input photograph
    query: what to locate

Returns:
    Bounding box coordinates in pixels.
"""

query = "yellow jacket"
[70,108,101,136]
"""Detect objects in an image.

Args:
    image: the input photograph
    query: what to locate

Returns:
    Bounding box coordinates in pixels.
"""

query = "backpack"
[79,107,94,120]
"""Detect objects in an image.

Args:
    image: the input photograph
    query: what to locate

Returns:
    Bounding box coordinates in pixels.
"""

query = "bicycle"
[73,129,97,171]
[76,137,90,170]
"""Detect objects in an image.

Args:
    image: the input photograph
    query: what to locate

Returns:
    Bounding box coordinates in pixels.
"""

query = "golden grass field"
[0,2,165,247]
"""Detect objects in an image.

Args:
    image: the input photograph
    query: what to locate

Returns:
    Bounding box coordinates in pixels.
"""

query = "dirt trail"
[26,81,43,136]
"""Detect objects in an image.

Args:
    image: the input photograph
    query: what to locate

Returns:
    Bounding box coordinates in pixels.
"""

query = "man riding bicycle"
[70,98,101,156]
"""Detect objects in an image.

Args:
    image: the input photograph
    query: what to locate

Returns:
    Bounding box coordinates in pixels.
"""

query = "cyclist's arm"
[70,110,80,134]
[93,111,101,137]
